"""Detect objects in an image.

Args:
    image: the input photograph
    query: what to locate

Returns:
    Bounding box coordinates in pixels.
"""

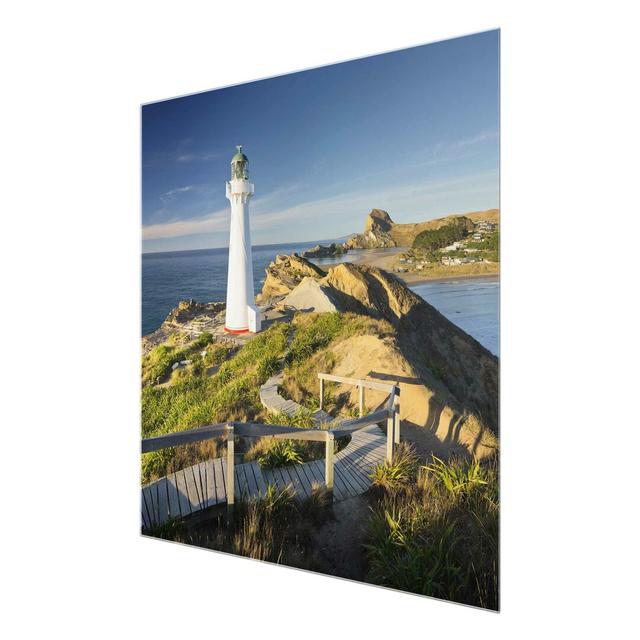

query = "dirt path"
[312,495,370,581]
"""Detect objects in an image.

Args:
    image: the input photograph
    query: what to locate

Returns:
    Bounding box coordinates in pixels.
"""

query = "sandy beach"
[319,247,500,287]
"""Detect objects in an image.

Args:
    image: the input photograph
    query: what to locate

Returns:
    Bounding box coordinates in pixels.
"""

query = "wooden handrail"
[142,422,332,454]
[317,372,398,393]
[231,422,329,442]
[330,409,389,437]
[141,423,228,453]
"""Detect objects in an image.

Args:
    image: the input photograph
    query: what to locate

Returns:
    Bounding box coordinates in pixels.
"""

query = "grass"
[370,442,420,490]
[255,439,304,468]
[141,314,371,482]
[148,482,332,568]
[282,312,394,414]
[141,332,218,386]
[232,482,332,563]
[141,322,290,483]
[365,450,499,610]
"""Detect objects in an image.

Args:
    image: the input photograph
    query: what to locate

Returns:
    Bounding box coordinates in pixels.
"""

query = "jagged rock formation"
[256,253,326,303]
[141,299,225,354]
[163,299,225,326]
[301,243,346,258]
[343,208,497,248]
[258,256,499,435]
[344,209,397,249]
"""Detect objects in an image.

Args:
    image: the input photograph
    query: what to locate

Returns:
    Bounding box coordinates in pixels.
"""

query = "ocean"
[411,278,499,356]
[142,244,499,356]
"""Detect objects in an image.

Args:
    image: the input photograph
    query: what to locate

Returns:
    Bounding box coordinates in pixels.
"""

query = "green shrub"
[365,455,499,610]
[412,218,470,251]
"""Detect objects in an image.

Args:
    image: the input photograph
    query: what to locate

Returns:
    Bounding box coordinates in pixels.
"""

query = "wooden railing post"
[325,431,334,498]
[386,402,395,463]
[226,423,235,520]
[319,376,324,411]
[393,387,401,445]
[358,382,364,417]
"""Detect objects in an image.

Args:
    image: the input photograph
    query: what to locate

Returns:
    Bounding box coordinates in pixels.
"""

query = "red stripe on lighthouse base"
[224,326,250,334]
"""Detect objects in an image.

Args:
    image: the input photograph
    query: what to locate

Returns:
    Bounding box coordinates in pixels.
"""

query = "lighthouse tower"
[224,146,261,334]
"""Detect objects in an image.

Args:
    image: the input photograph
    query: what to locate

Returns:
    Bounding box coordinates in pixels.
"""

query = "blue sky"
[142,30,499,253]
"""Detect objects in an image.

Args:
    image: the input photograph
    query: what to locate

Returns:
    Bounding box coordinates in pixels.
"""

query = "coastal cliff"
[344,207,497,249]
[258,254,499,442]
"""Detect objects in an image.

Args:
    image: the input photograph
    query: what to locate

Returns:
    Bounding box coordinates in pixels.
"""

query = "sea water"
[142,245,499,356]
[410,278,499,356]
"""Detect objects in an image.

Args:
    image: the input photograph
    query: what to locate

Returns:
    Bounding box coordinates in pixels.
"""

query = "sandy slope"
[329,334,496,460]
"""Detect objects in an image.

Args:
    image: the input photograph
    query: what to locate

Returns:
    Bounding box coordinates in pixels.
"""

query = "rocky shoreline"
[301,242,346,259]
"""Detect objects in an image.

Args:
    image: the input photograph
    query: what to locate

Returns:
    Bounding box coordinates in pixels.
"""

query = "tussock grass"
[255,439,304,468]
[152,483,332,568]
[365,454,499,610]
[370,442,420,491]
[232,482,332,562]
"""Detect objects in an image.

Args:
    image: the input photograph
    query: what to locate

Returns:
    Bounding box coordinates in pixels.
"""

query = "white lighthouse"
[224,146,261,334]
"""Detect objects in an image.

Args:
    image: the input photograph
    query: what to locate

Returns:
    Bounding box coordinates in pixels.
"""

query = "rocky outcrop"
[344,209,397,249]
[256,253,326,303]
[365,209,394,233]
[142,299,226,355]
[163,299,225,326]
[279,277,340,313]
[302,243,346,258]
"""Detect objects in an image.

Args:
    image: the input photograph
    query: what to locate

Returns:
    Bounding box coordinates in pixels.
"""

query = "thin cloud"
[142,171,497,241]
[143,183,303,240]
[160,185,194,203]
[142,207,229,240]
[451,130,499,149]
[249,170,498,230]
[176,151,222,163]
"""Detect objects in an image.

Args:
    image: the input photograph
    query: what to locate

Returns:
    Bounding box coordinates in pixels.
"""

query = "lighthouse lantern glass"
[231,146,249,180]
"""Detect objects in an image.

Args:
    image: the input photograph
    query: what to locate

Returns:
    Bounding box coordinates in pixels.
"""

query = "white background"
[1,1,639,637]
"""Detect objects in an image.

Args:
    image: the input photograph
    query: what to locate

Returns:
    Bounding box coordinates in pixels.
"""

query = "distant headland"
[301,207,500,284]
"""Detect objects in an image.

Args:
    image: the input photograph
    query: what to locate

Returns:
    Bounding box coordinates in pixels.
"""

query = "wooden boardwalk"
[261,424,386,501]
[141,423,386,530]
[259,371,333,425]
[141,458,265,530]
[142,371,399,531]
